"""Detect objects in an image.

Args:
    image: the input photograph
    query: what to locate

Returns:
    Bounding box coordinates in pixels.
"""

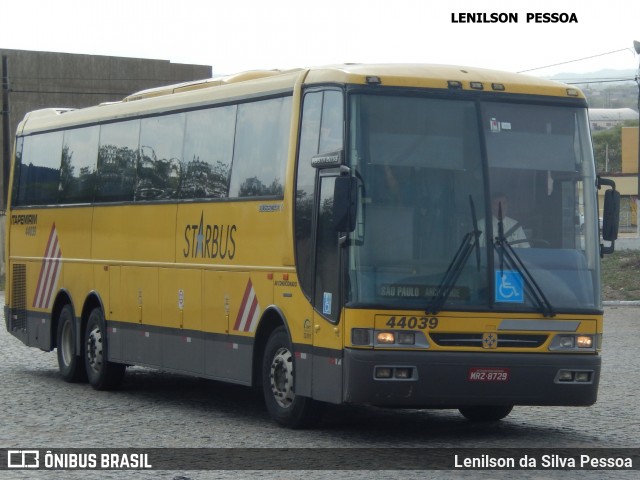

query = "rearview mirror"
[332,176,358,232]
[602,189,620,242]
[598,176,620,255]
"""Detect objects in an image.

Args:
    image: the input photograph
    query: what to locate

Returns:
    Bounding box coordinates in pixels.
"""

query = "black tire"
[84,307,125,390]
[56,304,87,383]
[262,326,323,428]
[459,405,513,422]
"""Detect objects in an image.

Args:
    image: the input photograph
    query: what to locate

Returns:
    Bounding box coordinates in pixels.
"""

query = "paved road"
[1,298,638,479]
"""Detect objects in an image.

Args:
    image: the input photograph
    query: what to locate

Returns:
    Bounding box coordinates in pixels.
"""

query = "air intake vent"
[10,264,27,332]
[430,333,547,348]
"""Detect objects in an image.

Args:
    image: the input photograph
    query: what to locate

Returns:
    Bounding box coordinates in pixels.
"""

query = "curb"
[603,301,640,307]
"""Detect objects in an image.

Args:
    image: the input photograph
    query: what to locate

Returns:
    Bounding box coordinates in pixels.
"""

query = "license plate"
[468,367,510,382]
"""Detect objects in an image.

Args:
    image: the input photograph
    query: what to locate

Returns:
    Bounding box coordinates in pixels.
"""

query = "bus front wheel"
[84,307,126,390]
[262,326,323,428]
[56,304,87,383]
[459,405,513,422]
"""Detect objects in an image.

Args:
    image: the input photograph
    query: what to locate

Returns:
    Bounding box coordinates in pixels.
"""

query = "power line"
[517,48,633,73]
[563,77,637,85]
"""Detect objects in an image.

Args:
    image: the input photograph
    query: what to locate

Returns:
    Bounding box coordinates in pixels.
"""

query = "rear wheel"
[56,304,87,382]
[84,307,125,390]
[459,405,513,422]
[262,326,323,428]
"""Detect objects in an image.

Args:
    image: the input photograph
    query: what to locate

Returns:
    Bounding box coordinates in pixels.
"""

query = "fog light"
[394,367,412,379]
[558,371,574,382]
[377,332,395,344]
[576,336,593,348]
[375,367,392,378]
[397,332,415,345]
[575,372,591,382]
[352,328,371,346]
[558,336,575,348]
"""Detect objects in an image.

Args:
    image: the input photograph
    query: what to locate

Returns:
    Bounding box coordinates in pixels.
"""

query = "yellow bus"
[4,64,619,427]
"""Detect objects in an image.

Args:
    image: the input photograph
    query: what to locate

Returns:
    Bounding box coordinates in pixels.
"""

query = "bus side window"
[96,120,139,203]
[59,126,100,204]
[137,114,185,201]
[229,97,292,198]
[181,105,236,199]
[18,132,63,206]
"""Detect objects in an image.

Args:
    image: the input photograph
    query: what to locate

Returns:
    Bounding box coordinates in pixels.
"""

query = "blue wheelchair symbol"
[495,271,524,303]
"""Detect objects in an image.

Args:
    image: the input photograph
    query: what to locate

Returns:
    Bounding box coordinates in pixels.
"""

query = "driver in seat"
[479,192,530,248]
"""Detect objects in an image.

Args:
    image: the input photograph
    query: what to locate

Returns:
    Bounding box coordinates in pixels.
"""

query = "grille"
[430,333,548,348]
[10,264,27,332]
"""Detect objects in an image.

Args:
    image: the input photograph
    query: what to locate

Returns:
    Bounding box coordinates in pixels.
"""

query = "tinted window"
[59,126,99,203]
[11,137,24,206]
[318,91,344,154]
[96,120,139,202]
[15,132,63,206]
[295,90,344,297]
[181,105,236,199]
[137,114,185,200]
[229,96,292,198]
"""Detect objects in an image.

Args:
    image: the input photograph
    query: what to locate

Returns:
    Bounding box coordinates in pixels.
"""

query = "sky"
[1,0,639,81]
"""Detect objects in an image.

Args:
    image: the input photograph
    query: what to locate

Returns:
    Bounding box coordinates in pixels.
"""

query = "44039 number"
[385,316,439,330]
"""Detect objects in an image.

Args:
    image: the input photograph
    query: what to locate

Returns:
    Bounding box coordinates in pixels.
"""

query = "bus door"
[295,88,345,403]
[311,171,344,403]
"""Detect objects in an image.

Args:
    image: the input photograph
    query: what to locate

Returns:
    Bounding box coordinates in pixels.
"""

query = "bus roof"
[17,64,584,135]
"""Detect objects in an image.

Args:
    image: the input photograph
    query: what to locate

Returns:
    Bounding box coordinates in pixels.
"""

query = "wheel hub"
[86,326,104,374]
[270,347,295,408]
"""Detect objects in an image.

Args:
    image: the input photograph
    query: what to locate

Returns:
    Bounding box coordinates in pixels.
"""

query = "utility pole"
[634,41,640,236]
[1,55,9,212]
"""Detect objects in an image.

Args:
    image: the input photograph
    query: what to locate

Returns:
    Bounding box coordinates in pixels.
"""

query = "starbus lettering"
[183,212,237,260]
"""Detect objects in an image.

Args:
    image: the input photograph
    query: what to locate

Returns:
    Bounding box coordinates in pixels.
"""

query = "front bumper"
[343,348,600,407]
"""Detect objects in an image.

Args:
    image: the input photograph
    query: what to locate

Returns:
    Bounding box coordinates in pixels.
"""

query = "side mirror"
[597,176,620,255]
[602,189,620,242]
[332,176,358,232]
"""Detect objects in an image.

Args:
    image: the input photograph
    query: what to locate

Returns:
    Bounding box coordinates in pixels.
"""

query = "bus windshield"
[347,93,600,313]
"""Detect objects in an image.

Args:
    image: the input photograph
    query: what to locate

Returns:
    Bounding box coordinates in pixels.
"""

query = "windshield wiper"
[426,196,481,315]
[494,206,555,317]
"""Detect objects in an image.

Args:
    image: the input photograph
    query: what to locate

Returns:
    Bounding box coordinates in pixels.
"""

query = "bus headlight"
[351,328,371,346]
[397,332,415,345]
[377,332,395,344]
[549,334,595,351]
[576,335,593,348]
[355,329,429,348]
[558,336,575,348]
